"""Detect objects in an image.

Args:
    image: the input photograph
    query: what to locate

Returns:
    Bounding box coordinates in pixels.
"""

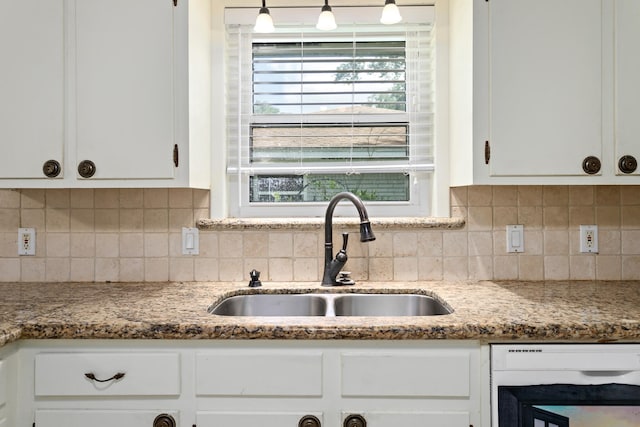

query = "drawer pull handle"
[84,372,125,383]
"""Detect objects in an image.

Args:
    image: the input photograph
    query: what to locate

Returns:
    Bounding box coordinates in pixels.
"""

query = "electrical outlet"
[18,228,36,256]
[182,227,199,255]
[579,225,598,253]
[506,225,524,253]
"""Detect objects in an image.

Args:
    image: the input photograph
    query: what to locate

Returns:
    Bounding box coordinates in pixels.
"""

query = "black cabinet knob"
[77,160,96,178]
[153,414,176,427]
[42,160,61,178]
[618,155,637,174]
[582,156,601,175]
[299,415,321,427]
[344,414,366,427]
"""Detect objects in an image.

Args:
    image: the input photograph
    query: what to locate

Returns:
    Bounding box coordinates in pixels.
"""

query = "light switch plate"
[182,227,199,255]
[506,225,524,253]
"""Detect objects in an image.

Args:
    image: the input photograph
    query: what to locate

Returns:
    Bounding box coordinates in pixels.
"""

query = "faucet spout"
[322,192,376,286]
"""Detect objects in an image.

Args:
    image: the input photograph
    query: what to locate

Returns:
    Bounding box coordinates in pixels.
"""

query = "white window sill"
[196,217,465,231]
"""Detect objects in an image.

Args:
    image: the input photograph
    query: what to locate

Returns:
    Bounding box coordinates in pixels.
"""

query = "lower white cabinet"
[17,340,484,427]
[0,344,17,427]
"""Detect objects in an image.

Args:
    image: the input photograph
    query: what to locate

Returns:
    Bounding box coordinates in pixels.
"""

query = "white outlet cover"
[579,225,598,253]
[506,225,524,253]
[182,227,199,255]
[18,228,36,256]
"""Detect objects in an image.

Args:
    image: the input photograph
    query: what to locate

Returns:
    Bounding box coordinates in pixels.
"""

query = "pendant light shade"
[380,0,402,25]
[316,0,337,31]
[254,0,275,33]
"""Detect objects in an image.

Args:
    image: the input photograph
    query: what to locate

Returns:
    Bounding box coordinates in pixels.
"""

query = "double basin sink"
[209,292,453,317]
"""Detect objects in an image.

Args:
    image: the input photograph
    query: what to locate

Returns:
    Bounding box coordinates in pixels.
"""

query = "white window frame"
[218,3,450,219]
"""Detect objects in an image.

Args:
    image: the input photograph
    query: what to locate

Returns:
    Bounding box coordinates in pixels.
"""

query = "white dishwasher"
[491,344,640,427]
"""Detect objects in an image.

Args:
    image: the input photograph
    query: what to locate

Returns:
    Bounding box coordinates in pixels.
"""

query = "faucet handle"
[341,232,349,251]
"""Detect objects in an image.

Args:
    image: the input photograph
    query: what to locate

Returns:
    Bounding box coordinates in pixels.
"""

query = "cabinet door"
[197,412,323,427]
[75,0,176,180]
[0,0,64,179]
[35,410,178,427]
[488,0,602,176]
[615,0,640,175]
[341,412,469,427]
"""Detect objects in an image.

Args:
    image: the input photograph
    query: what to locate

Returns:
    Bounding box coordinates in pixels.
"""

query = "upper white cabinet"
[450,0,640,185]
[0,0,64,180]
[0,0,210,188]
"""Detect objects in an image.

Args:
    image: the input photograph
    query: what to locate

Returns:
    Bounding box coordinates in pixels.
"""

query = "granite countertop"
[1,280,639,348]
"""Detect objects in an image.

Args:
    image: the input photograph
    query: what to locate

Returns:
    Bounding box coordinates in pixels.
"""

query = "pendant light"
[254,0,275,33]
[316,0,337,31]
[380,0,402,25]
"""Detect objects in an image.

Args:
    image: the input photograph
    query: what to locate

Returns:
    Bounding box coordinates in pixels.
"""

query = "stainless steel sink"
[209,293,452,317]
[333,294,452,316]
[209,294,327,316]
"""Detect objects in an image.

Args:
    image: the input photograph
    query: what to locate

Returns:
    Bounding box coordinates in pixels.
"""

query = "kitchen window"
[225,6,439,217]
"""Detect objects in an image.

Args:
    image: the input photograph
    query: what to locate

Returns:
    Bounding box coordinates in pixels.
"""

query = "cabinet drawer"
[343,411,469,427]
[197,412,323,427]
[35,410,179,427]
[196,352,322,396]
[341,352,470,397]
[35,352,180,397]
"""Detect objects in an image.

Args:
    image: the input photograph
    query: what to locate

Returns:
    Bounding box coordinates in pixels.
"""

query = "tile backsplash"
[0,186,639,282]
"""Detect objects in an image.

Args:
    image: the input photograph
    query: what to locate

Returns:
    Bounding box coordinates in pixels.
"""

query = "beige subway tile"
[46,233,70,257]
[169,208,194,230]
[542,206,569,229]
[243,232,269,258]
[468,256,493,280]
[243,258,269,281]
[369,232,393,257]
[144,188,168,208]
[168,232,183,257]
[0,209,20,231]
[0,190,20,208]
[569,186,594,206]
[467,206,493,230]
[493,206,518,229]
[145,258,169,282]
[218,232,243,258]
[596,255,622,280]
[194,258,219,281]
[268,232,292,258]
[596,206,621,229]
[595,185,620,205]
[393,232,418,257]
[143,209,169,232]
[493,186,518,206]
[417,231,443,257]
[293,258,319,281]
[621,186,640,205]
[468,186,492,206]
[45,208,70,232]
[169,189,193,208]
[523,230,543,255]
[120,233,144,258]
[569,206,595,227]
[294,232,319,257]
[70,258,95,282]
[46,189,70,208]
[346,257,369,281]
[119,209,143,231]
[95,233,119,258]
[493,255,519,280]
[519,255,544,280]
[97,260,120,284]
[0,233,16,258]
[144,233,169,257]
[443,257,468,280]
[94,189,120,208]
[0,259,20,282]
[450,206,467,221]
[95,209,119,232]
[21,209,45,230]
[393,257,418,281]
[268,258,293,281]
[569,255,596,280]
[369,257,394,281]
[543,255,569,280]
[450,187,468,207]
[45,258,70,282]
[70,189,94,208]
[622,256,640,280]
[120,189,143,208]
[218,258,244,281]
[70,233,96,258]
[543,186,569,206]
[193,189,210,208]
[518,206,543,229]
[417,257,443,280]
[468,232,493,256]
[517,186,543,206]
[621,206,640,228]
[543,230,569,255]
[194,208,209,222]
[198,232,219,257]
[443,232,468,256]
[21,189,45,209]
[622,230,640,254]
[34,232,46,257]
[117,259,140,282]
[70,209,95,232]
[170,258,195,281]
[599,230,621,255]
[21,258,46,282]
